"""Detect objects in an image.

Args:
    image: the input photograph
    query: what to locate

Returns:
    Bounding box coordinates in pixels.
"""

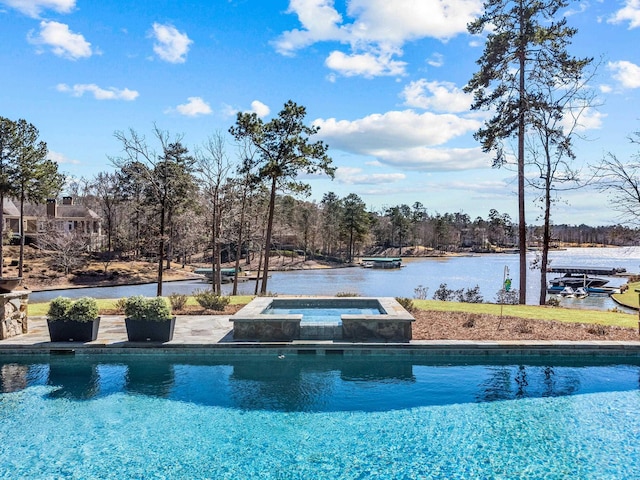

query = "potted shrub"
[47,296,100,342]
[123,295,176,342]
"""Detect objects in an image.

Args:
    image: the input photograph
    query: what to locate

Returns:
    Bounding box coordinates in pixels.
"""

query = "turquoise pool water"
[1,354,640,478]
[263,306,382,322]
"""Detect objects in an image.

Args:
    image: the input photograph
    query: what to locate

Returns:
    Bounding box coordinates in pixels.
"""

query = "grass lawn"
[27,295,254,317]
[413,299,639,329]
[611,282,640,310]
[27,294,639,330]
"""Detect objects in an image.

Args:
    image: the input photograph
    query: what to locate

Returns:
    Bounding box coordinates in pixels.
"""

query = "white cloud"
[56,83,138,100]
[314,110,487,172]
[220,104,238,118]
[565,107,605,132]
[174,97,212,117]
[315,110,480,151]
[47,150,80,165]
[274,0,483,78]
[608,60,640,88]
[369,146,490,171]
[250,100,270,117]
[426,53,444,67]
[401,79,473,113]
[565,2,589,17]
[28,21,92,60]
[1,0,74,18]
[150,23,192,63]
[599,84,613,94]
[325,48,406,78]
[335,166,405,184]
[274,0,347,55]
[608,0,640,28]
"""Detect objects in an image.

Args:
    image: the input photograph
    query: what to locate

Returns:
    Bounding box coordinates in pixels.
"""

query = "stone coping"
[231,296,415,322]
[1,314,640,356]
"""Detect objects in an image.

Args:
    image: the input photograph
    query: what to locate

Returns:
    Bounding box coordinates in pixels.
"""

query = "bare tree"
[39,224,90,276]
[111,125,195,296]
[526,63,597,304]
[594,131,640,227]
[194,132,233,294]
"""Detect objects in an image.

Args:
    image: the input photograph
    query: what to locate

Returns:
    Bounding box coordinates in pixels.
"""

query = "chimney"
[62,196,73,205]
[46,199,57,218]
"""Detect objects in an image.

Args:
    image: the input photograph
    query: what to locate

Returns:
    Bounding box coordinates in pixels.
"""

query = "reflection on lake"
[29,247,640,310]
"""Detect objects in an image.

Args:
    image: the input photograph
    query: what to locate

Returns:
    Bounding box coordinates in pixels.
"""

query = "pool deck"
[2,315,640,357]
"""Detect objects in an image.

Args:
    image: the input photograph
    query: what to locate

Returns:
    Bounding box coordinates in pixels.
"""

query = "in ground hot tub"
[230,297,415,342]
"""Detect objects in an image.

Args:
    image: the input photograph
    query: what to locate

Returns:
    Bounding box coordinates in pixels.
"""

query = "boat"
[547,266,625,294]
[194,267,243,283]
[360,257,403,269]
[574,287,589,299]
[558,286,576,297]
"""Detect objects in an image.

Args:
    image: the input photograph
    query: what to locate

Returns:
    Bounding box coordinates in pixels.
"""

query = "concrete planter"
[0,277,21,293]
[125,317,176,342]
[47,318,100,342]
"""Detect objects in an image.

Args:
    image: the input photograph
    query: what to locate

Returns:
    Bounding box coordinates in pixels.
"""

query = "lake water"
[29,247,640,311]
[1,353,640,478]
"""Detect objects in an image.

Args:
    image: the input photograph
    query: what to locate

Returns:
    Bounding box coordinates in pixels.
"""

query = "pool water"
[263,306,382,323]
[1,354,640,478]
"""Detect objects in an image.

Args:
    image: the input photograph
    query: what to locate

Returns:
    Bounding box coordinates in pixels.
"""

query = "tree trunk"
[0,193,4,277]
[539,182,552,305]
[260,176,277,294]
[254,226,264,296]
[156,205,165,297]
[539,148,553,305]
[18,192,25,278]
[214,204,222,294]
[210,210,218,294]
[232,187,247,296]
[517,0,527,305]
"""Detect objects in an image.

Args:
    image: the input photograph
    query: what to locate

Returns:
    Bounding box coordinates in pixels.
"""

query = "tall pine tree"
[465,0,586,304]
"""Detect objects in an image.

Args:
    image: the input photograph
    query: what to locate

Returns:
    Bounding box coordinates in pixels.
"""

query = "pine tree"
[465,0,587,304]
[230,100,334,294]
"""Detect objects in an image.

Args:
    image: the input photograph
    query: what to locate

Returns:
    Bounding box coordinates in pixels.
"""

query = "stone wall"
[0,291,29,340]
[342,319,413,342]
[232,319,300,341]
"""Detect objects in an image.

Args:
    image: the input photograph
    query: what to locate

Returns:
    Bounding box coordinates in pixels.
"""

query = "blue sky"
[1,0,639,226]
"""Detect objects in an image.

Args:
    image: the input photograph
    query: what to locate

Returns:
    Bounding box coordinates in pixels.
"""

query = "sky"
[1,0,639,227]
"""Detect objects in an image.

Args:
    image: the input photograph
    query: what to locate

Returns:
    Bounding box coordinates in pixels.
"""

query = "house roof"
[57,205,101,219]
[2,199,20,217]
[3,199,101,220]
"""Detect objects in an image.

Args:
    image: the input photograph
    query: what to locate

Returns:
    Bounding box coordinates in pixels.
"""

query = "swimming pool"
[1,353,639,478]
[232,297,414,341]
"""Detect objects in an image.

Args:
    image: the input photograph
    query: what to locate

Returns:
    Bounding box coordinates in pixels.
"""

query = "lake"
[29,247,640,311]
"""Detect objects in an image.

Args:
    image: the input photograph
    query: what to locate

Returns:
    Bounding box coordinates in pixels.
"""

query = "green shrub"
[68,297,99,322]
[335,292,360,297]
[194,289,230,311]
[395,297,415,312]
[123,295,172,322]
[47,297,73,322]
[413,285,429,300]
[47,296,98,322]
[546,296,561,307]
[114,298,127,313]
[169,293,188,311]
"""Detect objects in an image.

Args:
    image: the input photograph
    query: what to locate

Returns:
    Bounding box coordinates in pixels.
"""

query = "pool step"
[300,322,342,340]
